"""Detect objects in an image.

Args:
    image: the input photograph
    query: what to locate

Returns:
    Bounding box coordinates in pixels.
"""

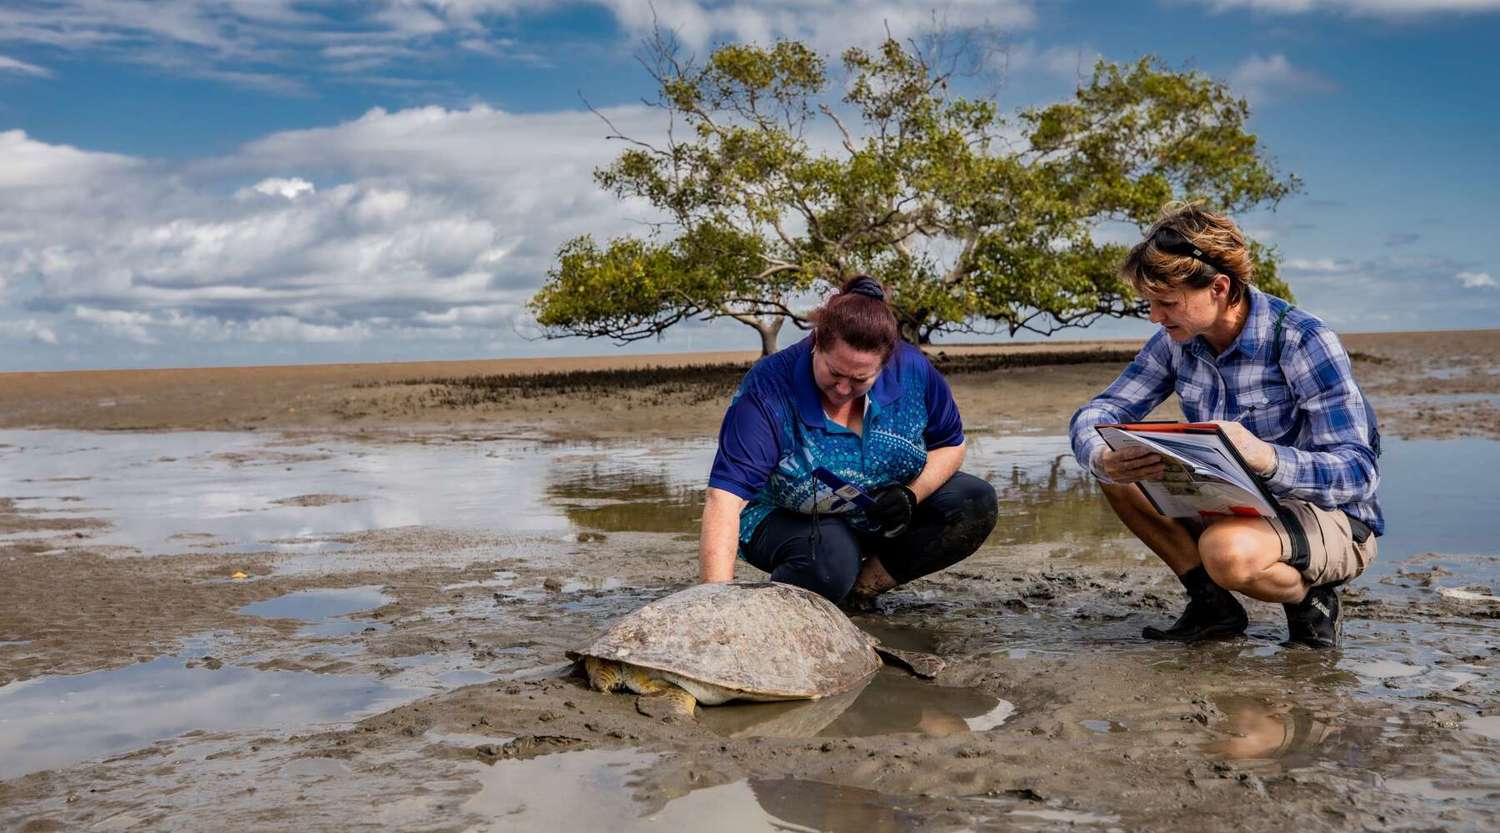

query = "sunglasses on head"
[1150,226,1224,276]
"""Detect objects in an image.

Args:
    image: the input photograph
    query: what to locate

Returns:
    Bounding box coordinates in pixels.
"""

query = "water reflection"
[0,430,577,555]
[463,748,979,832]
[0,431,725,554]
[11,429,1494,571]
[963,436,1124,550]
[743,778,929,833]
[0,657,413,779]
[699,668,1013,739]
[462,748,656,831]
[1204,696,1336,763]
[546,447,710,533]
[238,586,390,621]
[1370,437,1500,564]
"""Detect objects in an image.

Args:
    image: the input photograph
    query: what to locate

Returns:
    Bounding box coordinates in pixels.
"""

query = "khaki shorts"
[1268,500,1377,586]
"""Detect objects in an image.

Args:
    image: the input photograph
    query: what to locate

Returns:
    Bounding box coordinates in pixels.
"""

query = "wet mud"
[3,331,1500,831]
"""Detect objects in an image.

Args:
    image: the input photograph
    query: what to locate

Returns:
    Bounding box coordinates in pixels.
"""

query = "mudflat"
[1,329,1498,832]
[2,330,1497,440]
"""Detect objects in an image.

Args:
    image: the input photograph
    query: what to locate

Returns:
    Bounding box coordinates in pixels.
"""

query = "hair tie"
[846,276,885,301]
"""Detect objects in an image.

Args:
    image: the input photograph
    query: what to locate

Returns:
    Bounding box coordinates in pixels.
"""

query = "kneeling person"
[1069,204,1382,649]
[700,275,998,606]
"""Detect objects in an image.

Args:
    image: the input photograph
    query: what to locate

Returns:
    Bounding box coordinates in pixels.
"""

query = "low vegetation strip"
[369,348,1147,408]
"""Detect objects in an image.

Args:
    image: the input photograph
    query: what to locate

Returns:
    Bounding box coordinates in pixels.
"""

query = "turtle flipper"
[875,645,946,679]
[624,666,698,719]
[635,687,698,720]
[584,656,626,692]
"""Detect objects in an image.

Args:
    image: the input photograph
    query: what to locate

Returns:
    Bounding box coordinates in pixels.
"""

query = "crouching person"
[698,275,998,607]
[1069,204,1382,649]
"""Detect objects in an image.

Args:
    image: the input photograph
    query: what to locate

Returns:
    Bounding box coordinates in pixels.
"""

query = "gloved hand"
[867,484,916,538]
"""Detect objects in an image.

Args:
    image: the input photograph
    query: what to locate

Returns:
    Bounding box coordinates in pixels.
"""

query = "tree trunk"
[754,316,784,356]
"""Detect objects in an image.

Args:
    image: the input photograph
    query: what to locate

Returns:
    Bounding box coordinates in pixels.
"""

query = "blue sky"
[1,0,1497,371]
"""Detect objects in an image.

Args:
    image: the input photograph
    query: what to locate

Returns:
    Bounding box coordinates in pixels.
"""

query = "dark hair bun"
[844,276,885,301]
[813,274,899,359]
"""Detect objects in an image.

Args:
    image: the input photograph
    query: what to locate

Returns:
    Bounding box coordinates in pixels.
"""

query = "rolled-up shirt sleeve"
[707,390,782,500]
[1262,325,1380,508]
[922,361,965,450]
[1069,334,1176,479]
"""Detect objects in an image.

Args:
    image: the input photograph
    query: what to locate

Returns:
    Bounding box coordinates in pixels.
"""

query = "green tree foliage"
[530,33,1297,354]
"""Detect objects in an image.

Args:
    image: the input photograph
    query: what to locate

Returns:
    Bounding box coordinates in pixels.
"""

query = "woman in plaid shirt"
[1069,204,1382,649]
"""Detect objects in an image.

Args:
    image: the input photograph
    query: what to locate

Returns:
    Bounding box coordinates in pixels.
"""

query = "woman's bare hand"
[1097,446,1166,483]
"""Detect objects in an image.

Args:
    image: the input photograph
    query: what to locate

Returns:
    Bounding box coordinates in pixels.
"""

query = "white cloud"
[1195,0,1500,15]
[1284,257,1355,273]
[1267,253,1500,332]
[72,306,162,344]
[0,105,670,365]
[0,2,1038,91]
[1228,54,1337,105]
[0,130,139,189]
[0,319,58,344]
[0,54,50,76]
[598,0,1036,53]
[1457,270,1497,288]
[246,177,316,200]
[243,316,372,343]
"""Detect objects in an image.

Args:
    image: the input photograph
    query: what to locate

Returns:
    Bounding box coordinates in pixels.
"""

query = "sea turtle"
[569,581,942,719]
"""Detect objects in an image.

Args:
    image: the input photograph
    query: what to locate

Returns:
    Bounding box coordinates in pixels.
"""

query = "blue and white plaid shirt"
[1069,288,1384,535]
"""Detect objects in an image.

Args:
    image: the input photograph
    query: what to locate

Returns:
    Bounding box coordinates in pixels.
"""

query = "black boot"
[1284,583,1342,649]
[1142,565,1248,642]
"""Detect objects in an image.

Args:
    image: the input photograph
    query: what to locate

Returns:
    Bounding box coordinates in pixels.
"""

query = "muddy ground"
[1,330,1498,832]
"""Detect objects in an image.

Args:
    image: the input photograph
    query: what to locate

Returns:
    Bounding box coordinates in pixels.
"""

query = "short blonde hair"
[1120,203,1254,303]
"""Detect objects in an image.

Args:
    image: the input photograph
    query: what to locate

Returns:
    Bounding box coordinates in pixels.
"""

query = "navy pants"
[742,472,999,603]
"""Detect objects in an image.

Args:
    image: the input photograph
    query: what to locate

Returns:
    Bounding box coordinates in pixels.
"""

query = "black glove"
[867,484,916,538]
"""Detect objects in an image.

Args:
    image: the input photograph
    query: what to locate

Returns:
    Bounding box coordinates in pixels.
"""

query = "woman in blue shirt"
[700,275,998,606]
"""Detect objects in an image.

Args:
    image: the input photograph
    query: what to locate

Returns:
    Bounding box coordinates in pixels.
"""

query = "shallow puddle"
[11,429,1494,577]
[0,656,415,779]
[238,585,393,638]
[1202,696,1342,764]
[0,430,715,555]
[1373,438,1500,566]
[239,585,390,621]
[462,748,991,832]
[699,667,1014,739]
[965,435,1126,552]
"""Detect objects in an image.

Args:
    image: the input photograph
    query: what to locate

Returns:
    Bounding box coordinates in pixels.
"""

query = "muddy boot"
[1283,583,1342,649]
[841,557,898,614]
[1142,565,1248,642]
[839,592,884,614]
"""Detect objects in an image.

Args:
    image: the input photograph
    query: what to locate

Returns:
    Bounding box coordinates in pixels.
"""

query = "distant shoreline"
[3,327,1492,379]
[1,329,1495,440]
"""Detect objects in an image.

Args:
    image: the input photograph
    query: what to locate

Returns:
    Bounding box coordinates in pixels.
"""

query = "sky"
[0,0,1497,372]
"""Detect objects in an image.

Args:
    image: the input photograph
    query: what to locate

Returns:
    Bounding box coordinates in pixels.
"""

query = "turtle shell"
[573,582,881,700]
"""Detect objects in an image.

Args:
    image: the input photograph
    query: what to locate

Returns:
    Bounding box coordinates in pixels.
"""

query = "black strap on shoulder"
[1271,300,1381,458]
[1271,303,1294,366]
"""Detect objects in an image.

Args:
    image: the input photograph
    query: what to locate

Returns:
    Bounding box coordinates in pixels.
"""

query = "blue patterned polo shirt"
[707,336,965,546]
